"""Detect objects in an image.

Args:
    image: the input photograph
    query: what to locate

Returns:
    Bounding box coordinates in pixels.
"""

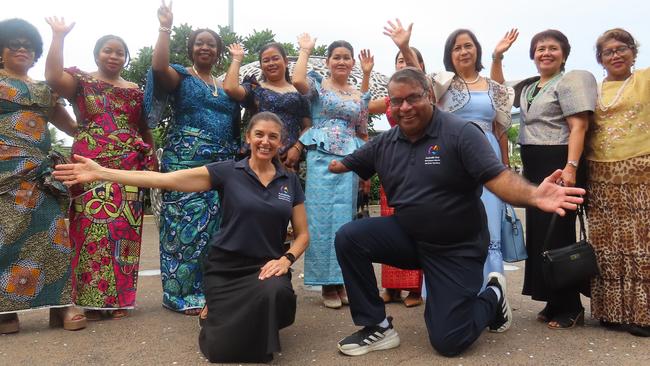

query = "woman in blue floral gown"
[292,33,371,309]
[145,4,239,314]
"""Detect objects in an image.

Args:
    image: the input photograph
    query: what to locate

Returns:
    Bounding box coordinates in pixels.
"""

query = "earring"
[632,63,636,73]
[602,67,606,77]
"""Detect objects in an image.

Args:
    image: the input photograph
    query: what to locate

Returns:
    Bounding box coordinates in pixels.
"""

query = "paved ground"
[1,208,648,365]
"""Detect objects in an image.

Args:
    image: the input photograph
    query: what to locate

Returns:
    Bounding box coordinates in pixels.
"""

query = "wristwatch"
[567,160,579,168]
[283,252,296,265]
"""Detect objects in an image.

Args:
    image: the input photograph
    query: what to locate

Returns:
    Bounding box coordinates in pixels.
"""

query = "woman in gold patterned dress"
[587,28,650,337]
[0,18,84,334]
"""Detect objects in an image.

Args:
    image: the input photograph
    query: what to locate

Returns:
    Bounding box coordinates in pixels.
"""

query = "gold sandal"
[50,307,87,331]
[108,309,129,320]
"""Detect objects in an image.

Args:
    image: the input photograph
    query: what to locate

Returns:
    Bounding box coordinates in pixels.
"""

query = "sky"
[8,0,650,138]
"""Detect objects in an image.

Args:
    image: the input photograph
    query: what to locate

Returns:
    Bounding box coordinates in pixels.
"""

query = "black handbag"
[541,205,599,290]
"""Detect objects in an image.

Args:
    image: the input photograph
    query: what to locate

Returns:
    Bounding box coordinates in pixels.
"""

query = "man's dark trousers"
[335,216,500,356]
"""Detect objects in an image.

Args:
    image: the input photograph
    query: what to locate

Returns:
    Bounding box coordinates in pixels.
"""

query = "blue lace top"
[242,75,310,154]
[299,71,370,156]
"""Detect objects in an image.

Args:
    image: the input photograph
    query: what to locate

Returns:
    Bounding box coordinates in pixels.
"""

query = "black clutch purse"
[541,205,599,290]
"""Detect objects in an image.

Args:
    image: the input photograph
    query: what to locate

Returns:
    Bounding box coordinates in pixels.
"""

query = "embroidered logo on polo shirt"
[424,144,441,165]
[278,185,292,202]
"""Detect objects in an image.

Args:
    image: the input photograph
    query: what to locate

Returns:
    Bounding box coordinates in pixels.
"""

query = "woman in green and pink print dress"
[45,17,155,319]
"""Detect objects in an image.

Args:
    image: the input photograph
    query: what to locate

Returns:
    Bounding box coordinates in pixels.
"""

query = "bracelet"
[491,53,504,61]
[283,252,296,265]
[232,59,241,63]
[159,26,172,34]
[566,160,579,168]
[292,145,302,153]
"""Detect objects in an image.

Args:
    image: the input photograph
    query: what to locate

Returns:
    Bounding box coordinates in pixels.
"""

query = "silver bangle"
[159,26,172,34]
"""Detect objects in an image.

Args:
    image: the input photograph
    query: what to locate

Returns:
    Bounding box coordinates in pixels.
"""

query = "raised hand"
[157,0,173,28]
[533,169,585,216]
[227,43,245,62]
[493,28,519,58]
[53,154,103,186]
[297,33,316,53]
[383,18,413,49]
[358,49,374,75]
[45,16,75,37]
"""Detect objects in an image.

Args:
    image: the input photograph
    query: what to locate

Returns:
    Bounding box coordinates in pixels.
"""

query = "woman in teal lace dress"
[145,3,240,314]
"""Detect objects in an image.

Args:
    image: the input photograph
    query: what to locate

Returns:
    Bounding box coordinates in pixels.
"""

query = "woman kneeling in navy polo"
[54,112,309,363]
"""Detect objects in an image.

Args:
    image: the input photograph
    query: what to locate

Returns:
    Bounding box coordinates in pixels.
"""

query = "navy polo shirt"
[206,157,305,259]
[341,109,506,257]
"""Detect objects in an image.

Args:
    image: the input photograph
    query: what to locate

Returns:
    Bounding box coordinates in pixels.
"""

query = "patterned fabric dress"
[145,64,240,312]
[586,67,650,326]
[0,75,74,313]
[434,74,514,287]
[66,68,153,310]
[241,75,310,156]
[379,96,423,291]
[299,72,370,285]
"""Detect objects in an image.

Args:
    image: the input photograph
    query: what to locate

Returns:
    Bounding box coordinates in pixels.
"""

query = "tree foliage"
[123,24,329,88]
[121,25,358,144]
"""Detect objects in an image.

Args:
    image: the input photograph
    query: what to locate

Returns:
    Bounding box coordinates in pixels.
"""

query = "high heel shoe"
[50,307,87,331]
[547,309,584,330]
[0,313,19,334]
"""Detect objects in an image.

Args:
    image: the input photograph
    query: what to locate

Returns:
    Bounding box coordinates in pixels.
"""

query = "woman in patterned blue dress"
[223,42,311,171]
[293,33,371,309]
[144,3,239,314]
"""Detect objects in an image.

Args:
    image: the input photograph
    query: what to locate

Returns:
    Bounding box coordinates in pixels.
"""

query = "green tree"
[507,125,521,169]
[312,45,327,57]
[242,29,275,59]
[48,126,69,155]
[122,25,341,143]
[123,23,193,88]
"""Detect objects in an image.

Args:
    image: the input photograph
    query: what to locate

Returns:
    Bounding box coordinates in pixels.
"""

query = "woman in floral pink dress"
[44,17,154,319]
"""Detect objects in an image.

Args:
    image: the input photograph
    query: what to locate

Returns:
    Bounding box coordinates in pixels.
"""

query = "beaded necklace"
[525,73,562,105]
[192,65,219,97]
[598,74,633,111]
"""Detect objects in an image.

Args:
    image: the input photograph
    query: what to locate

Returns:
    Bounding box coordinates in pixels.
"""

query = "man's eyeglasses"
[389,91,427,107]
[6,40,34,52]
[600,45,633,58]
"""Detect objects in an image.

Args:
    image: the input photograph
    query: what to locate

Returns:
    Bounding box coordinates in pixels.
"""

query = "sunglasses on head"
[6,40,34,52]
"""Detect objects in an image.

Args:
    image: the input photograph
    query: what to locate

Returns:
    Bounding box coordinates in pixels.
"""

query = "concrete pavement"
[1,210,648,365]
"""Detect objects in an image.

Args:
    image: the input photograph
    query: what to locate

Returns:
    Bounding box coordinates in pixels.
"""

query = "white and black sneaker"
[337,316,401,356]
[487,272,512,333]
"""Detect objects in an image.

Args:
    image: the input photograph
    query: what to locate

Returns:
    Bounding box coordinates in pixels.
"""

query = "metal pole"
[228,0,234,31]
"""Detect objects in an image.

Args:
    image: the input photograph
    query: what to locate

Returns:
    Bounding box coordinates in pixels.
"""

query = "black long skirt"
[520,145,588,308]
[199,247,297,363]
